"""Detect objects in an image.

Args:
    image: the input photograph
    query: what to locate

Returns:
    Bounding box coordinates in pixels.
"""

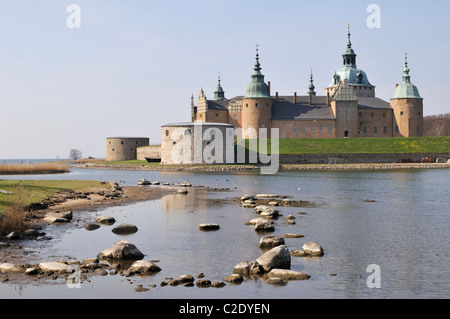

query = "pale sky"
[0,0,449,159]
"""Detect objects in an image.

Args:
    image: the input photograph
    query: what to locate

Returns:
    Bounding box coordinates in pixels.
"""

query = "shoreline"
[70,162,450,172]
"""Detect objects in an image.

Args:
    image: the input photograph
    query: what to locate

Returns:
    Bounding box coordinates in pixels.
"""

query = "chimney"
[395,84,399,88]
[326,92,330,106]
[294,92,297,104]
[268,81,271,96]
[276,92,279,101]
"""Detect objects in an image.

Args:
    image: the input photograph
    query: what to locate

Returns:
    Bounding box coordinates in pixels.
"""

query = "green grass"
[245,136,450,155]
[0,180,108,216]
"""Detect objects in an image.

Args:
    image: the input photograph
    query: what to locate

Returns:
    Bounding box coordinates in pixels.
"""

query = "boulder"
[255,245,291,272]
[112,223,138,235]
[259,235,285,249]
[177,189,188,194]
[84,223,101,231]
[128,260,161,273]
[260,208,280,219]
[0,263,24,274]
[267,269,310,281]
[177,275,195,283]
[98,240,144,260]
[43,211,72,223]
[39,262,69,273]
[199,224,220,231]
[232,261,263,275]
[223,274,244,284]
[240,194,254,201]
[300,241,324,257]
[180,181,192,187]
[96,216,116,225]
[138,179,151,185]
[254,220,275,232]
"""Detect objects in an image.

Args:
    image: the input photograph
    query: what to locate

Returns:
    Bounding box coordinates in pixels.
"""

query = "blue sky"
[0,0,449,159]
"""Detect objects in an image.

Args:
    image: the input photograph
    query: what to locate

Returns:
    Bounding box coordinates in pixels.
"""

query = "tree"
[69,149,83,161]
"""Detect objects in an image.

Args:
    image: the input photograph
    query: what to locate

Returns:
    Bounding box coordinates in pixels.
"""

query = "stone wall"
[279,153,450,164]
[106,137,150,161]
[137,145,161,161]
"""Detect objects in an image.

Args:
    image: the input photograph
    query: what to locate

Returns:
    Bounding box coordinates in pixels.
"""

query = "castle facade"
[190,28,423,139]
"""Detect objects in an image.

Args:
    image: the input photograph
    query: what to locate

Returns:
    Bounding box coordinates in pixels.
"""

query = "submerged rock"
[96,216,116,225]
[199,224,220,231]
[267,269,310,281]
[85,223,101,231]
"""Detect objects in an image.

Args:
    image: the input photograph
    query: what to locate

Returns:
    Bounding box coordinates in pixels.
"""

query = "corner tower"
[241,47,272,138]
[391,56,423,137]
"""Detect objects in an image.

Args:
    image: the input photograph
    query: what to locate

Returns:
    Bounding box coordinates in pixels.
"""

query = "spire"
[213,72,225,100]
[393,54,421,99]
[308,69,316,96]
[343,23,357,67]
[244,45,270,98]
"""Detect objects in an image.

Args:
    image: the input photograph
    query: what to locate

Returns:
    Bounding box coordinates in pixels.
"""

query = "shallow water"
[1,168,449,299]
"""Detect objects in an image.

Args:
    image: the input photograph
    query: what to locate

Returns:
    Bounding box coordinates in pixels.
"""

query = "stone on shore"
[128,260,161,273]
[98,240,144,260]
[43,211,72,224]
[267,269,310,281]
[112,223,138,235]
[255,245,291,272]
[0,263,24,274]
[259,235,285,249]
[39,262,69,273]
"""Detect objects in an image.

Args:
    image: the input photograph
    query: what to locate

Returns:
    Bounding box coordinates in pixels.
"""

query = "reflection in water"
[0,168,449,299]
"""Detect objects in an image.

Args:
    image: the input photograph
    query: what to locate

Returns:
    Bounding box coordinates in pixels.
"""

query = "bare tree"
[423,113,450,136]
[69,149,83,160]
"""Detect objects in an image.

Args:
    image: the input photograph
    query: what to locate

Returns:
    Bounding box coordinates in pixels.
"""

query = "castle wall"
[137,145,161,161]
[241,97,272,138]
[391,98,424,137]
[272,119,336,138]
[358,108,394,137]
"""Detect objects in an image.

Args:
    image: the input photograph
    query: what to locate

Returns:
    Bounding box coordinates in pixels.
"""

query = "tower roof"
[244,46,270,98]
[213,73,226,100]
[393,55,421,99]
[328,24,373,88]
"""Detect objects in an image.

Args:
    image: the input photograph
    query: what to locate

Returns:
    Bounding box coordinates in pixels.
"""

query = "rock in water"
[98,240,144,260]
[255,245,291,272]
[112,223,138,235]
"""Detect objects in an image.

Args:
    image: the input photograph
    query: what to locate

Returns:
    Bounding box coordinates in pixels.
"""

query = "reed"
[0,182,27,236]
[0,162,69,175]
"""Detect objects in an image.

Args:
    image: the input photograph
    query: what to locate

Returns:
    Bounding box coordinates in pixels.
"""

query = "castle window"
[384,126,387,134]
[130,148,133,151]
[302,125,306,133]
[293,125,298,133]
[328,124,333,133]
[400,111,404,116]
[395,126,399,133]
[246,104,248,108]
[320,124,324,133]
[418,111,421,115]
[121,141,124,145]
[136,141,139,144]
[165,130,169,136]
[184,129,191,135]
[363,126,367,133]
[255,103,259,107]
[266,103,269,107]
[311,125,315,133]
[383,113,386,118]
[417,125,420,134]
[112,148,114,152]
[371,113,374,118]
[374,127,378,134]
[359,112,362,117]
[233,114,237,120]
[216,113,218,117]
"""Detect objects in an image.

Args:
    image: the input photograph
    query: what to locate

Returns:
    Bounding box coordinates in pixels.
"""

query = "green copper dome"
[393,63,421,99]
[245,49,270,98]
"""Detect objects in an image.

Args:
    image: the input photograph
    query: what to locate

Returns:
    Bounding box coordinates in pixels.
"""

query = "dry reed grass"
[0,162,69,175]
[0,182,27,236]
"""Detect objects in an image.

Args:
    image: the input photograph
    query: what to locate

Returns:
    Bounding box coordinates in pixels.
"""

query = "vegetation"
[245,136,450,155]
[0,163,69,175]
[0,182,28,236]
[423,113,450,137]
[0,180,107,216]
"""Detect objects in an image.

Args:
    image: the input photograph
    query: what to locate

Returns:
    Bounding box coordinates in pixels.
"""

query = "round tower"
[390,56,423,137]
[241,47,272,138]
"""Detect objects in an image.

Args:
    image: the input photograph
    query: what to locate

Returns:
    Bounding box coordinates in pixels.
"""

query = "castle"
[190,27,424,139]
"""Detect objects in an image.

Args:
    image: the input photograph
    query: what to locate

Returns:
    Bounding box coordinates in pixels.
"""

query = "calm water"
[1,167,449,299]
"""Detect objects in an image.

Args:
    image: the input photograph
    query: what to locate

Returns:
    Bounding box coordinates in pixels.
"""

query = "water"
[1,167,449,299]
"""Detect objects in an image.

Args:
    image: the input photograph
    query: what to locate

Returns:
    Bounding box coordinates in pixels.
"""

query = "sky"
[0,0,449,159]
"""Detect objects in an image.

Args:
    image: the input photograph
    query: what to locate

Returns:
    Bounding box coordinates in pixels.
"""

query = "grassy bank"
[0,180,108,216]
[250,136,450,155]
[0,163,69,175]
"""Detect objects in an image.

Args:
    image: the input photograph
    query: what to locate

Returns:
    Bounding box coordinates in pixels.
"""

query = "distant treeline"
[424,113,450,136]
